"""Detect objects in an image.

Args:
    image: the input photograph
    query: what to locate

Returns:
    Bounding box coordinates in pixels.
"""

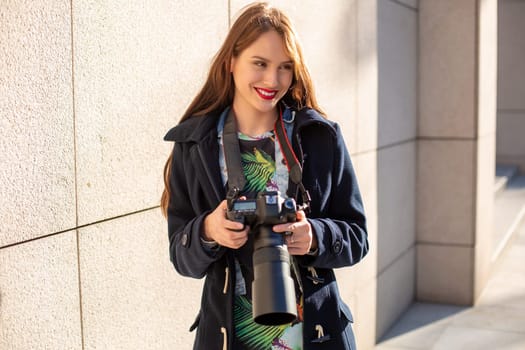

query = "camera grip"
[226,211,246,231]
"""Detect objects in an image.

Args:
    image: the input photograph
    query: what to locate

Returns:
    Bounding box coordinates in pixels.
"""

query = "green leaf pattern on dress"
[234,296,287,349]
[241,148,276,194]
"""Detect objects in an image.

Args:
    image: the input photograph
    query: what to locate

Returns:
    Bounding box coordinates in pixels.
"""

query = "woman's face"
[230,30,294,117]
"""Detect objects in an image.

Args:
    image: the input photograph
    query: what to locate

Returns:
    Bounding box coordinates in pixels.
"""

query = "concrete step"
[492,174,525,262]
[495,164,519,195]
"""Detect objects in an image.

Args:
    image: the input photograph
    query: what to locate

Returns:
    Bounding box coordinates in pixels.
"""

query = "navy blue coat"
[164,107,368,350]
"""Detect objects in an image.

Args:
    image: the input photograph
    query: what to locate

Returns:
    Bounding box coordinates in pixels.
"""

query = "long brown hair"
[161,2,324,216]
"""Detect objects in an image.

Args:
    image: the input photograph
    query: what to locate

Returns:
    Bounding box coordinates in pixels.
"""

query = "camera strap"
[274,111,311,211]
[223,108,311,210]
[223,108,247,199]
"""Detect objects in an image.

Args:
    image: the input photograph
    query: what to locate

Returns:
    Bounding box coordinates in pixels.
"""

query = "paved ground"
[374,221,525,350]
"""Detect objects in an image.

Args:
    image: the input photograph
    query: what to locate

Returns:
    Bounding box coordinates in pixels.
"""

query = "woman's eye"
[281,64,293,71]
[254,61,266,67]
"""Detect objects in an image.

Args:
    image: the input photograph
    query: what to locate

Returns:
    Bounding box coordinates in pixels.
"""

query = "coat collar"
[163,110,221,143]
[293,108,337,138]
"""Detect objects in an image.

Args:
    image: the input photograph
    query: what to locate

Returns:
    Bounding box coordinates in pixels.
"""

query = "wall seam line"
[388,0,418,12]
[377,243,415,277]
[472,0,481,297]
[416,241,475,248]
[417,136,478,141]
[69,1,85,347]
[497,108,525,114]
[0,206,161,251]
[414,0,422,300]
[349,138,418,157]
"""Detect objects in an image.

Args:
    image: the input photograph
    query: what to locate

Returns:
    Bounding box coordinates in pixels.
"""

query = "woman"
[161,2,368,349]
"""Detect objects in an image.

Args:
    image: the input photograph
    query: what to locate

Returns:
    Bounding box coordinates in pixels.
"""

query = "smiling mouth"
[255,87,278,100]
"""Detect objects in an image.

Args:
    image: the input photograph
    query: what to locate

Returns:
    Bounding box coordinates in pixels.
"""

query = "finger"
[234,233,249,245]
[273,222,295,233]
[218,199,228,211]
[226,226,249,243]
[217,232,247,249]
[287,234,304,245]
[224,220,245,231]
[228,234,249,249]
[296,210,306,220]
[286,233,306,246]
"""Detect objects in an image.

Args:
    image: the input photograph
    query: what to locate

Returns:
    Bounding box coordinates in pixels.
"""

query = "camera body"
[226,191,297,227]
[226,191,298,326]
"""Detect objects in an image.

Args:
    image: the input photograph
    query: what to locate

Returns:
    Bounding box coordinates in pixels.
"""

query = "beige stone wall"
[417,0,497,305]
[1,1,226,348]
[497,0,525,172]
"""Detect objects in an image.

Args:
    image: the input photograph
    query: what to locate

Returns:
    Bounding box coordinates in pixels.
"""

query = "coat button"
[181,233,188,247]
[332,240,342,254]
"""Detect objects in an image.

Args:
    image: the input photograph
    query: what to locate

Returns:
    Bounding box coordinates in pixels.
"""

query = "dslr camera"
[227,190,297,227]
[227,191,298,326]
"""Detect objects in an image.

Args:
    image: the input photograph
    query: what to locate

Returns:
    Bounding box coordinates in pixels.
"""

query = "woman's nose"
[263,69,279,87]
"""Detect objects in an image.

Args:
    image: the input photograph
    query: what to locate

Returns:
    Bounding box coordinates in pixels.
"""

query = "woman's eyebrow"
[251,55,293,64]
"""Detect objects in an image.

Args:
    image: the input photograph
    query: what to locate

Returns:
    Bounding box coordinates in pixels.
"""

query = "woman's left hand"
[273,210,317,255]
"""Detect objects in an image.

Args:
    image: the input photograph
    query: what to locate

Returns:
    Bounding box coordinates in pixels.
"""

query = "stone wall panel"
[79,209,202,350]
[0,232,81,349]
[73,0,229,225]
[378,0,417,147]
[0,0,75,246]
[419,0,477,138]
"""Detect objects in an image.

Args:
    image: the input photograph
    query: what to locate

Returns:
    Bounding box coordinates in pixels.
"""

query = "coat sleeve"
[166,142,226,279]
[298,123,369,269]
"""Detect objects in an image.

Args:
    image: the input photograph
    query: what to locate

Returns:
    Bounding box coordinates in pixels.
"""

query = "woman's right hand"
[202,200,249,249]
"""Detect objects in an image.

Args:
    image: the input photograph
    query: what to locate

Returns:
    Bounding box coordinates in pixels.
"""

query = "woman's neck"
[231,106,278,137]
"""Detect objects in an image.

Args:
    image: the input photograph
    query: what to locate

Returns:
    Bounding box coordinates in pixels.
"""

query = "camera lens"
[252,226,297,325]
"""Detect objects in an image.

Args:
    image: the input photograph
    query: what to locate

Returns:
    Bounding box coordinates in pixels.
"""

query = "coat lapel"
[196,133,226,205]
[166,113,226,206]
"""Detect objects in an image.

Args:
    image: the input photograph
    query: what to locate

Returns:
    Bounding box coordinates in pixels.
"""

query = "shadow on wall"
[374,139,417,342]
[374,0,418,342]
